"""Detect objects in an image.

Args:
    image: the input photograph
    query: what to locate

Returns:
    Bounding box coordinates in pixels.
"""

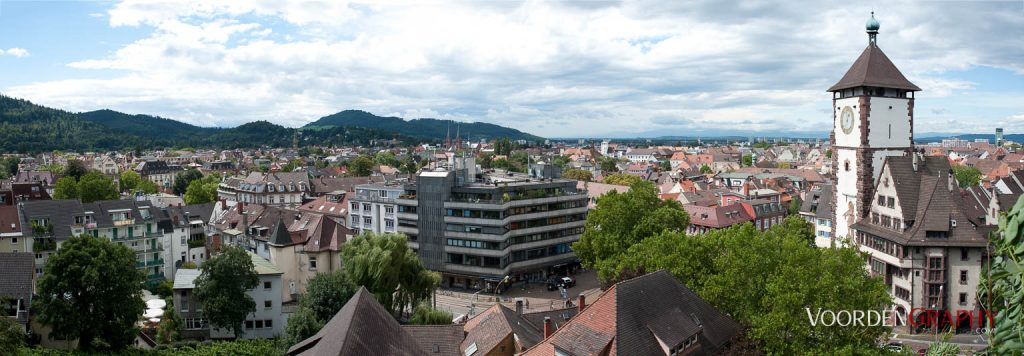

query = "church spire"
[866,12,880,47]
[445,123,452,150]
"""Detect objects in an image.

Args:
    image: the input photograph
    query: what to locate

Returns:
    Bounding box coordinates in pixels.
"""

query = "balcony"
[112,219,136,227]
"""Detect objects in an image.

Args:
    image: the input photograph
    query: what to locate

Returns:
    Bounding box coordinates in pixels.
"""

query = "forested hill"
[304,109,543,142]
[1,95,537,152]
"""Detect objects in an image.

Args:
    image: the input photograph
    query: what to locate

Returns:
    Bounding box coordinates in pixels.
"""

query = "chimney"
[543,317,553,338]
[578,294,586,313]
[515,299,524,315]
[242,212,249,238]
[237,201,244,213]
[220,199,227,210]
[172,215,179,226]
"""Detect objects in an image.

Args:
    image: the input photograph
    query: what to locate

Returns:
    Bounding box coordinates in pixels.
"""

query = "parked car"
[560,276,576,288]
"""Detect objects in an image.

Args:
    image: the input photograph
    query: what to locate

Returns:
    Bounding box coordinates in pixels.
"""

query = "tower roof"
[828,45,921,92]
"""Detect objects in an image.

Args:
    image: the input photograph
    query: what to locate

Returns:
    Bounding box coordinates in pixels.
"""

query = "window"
[960,270,968,285]
[10,238,16,244]
[309,257,318,270]
[264,300,272,309]
[279,196,285,204]
[959,293,968,306]
[877,195,885,205]
[385,220,395,228]
[385,206,394,214]
[265,319,273,329]
[255,320,264,329]
[245,320,254,329]
[961,248,969,261]
[264,281,272,289]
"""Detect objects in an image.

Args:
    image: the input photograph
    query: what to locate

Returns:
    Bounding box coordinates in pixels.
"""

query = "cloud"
[3,0,1023,137]
[2,48,30,57]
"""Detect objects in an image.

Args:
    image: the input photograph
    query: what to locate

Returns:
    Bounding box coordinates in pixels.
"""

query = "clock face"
[840,106,855,134]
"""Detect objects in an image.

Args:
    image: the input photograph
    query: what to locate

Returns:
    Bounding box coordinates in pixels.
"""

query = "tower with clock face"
[829,12,920,239]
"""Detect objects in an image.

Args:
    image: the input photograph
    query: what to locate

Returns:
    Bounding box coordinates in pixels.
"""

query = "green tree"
[979,196,1024,354]
[825,149,833,158]
[563,169,593,182]
[602,173,643,187]
[34,235,145,351]
[742,154,753,167]
[193,246,259,337]
[173,169,203,196]
[281,271,357,347]
[156,301,183,344]
[551,155,571,168]
[479,153,494,169]
[0,156,18,180]
[119,170,142,193]
[788,195,803,215]
[699,164,713,174]
[598,156,619,173]
[138,179,159,194]
[77,172,119,203]
[572,181,689,282]
[951,165,982,188]
[617,217,891,354]
[184,179,219,205]
[302,271,357,323]
[375,151,398,167]
[65,159,89,181]
[409,303,453,325]
[348,156,375,177]
[402,157,419,174]
[342,233,440,317]
[658,160,671,171]
[52,176,79,200]
[0,301,23,355]
[510,151,530,166]
[280,307,323,349]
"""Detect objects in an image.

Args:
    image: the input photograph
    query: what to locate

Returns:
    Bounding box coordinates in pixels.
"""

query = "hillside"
[0,95,424,152]
[305,110,543,142]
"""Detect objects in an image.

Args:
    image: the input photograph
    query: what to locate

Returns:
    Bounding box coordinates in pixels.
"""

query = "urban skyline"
[0,1,1022,137]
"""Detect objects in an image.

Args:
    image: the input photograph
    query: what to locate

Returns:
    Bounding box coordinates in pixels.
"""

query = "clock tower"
[830,12,920,239]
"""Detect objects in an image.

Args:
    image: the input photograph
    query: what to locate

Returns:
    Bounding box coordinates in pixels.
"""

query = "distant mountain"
[0,95,425,152]
[305,110,543,142]
[79,109,218,140]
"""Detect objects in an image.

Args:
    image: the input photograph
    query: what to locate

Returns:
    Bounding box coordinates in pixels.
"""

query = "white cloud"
[2,48,30,57]
[4,0,1023,137]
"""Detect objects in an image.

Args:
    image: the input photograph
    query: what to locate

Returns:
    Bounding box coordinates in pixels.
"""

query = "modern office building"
[349,157,588,291]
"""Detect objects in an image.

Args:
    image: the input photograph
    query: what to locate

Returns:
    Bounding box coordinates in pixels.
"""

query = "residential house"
[173,252,283,340]
[522,270,741,355]
[0,206,27,253]
[0,252,34,330]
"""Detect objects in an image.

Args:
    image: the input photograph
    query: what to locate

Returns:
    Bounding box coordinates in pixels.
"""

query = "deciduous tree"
[52,176,79,200]
[77,172,119,203]
[951,165,982,188]
[193,246,258,337]
[348,156,374,177]
[119,170,141,193]
[342,233,439,317]
[571,181,689,282]
[173,169,203,196]
[562,169,593,182]
[409,303,453,325]
[34,235,145,351]
[602,173,643,186]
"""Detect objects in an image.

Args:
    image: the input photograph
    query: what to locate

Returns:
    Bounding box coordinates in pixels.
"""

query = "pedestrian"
[525,298,530,310]
[550,300,554,310]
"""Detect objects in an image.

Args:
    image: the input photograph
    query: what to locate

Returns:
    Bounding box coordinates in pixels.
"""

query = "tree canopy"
[341,233,440,317]
[119,170,142,193]
[348,156,375,177]
[193,246,259,337]
[562,169,593,182]
[616,217,892,354]
[173,169,204,196]
[951,165,982,188]
[281,271,358,347]
[601,173,643,187]
[571,180,689,282]
[34,235,145,351]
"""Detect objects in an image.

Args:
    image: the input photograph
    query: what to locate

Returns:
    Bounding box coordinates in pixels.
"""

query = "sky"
[0,0,1022,138]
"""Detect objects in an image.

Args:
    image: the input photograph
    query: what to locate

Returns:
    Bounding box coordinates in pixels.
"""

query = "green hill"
[305,109,543,142]
[0,94,538,152]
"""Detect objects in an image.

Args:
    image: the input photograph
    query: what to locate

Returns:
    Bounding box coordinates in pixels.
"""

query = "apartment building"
[371,157,588,291]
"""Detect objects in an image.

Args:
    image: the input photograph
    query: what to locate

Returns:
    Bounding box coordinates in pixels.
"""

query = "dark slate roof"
[287,287,427,356]
[853,155,993,247]
[524,270,741,356]
[461,304,543,355]
[19,199,85,240]
[0,252,34,300]
[828,45,921,92]
[614,270,742,355]
[403,325,464,356]
[269,218,294,246]
[816,185,834,219]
